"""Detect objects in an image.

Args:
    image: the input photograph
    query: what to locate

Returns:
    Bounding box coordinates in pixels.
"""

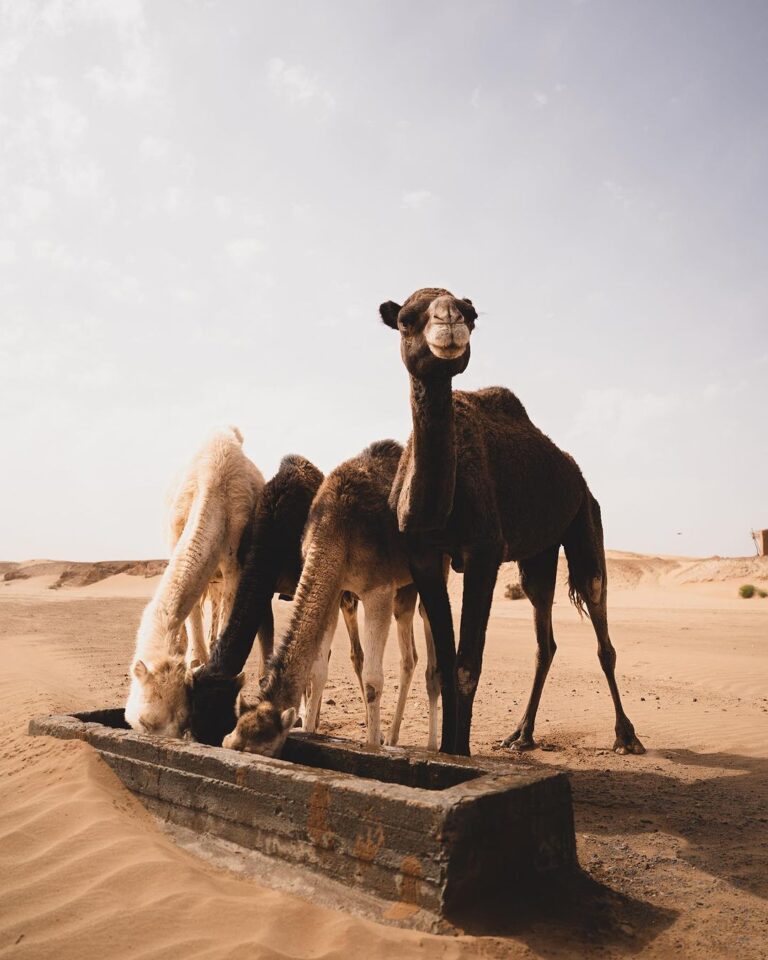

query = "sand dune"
[1,551,767,958]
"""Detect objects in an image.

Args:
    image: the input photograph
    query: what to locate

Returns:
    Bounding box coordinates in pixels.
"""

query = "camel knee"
[362,666,383,705]
[425,662,440,697]
[456,664,479,697]
[537,636,556,668]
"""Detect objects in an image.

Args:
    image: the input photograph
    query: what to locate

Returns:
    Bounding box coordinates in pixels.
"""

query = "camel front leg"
[256,601,274,678]
[303,606,339,734]
[408,545,456,754]
[360,587,395,747]
[454,546,502,757]
[207,576,223,651]
[387,583,418,746]
[217,558,241,638]
[186,602,208,664]
[501,545,558,751]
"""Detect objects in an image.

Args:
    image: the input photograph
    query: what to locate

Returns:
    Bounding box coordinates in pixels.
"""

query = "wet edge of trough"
[29,707,578,933]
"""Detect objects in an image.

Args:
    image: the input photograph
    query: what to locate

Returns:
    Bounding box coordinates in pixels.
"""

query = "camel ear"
[133,660,149,682]
[235,672,246,691]
[379,301,401,329]
[281,708,297,731]
[462,297,477,321]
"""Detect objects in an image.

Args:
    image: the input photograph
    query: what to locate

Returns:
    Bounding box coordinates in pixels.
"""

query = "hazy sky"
[1,0,766,561]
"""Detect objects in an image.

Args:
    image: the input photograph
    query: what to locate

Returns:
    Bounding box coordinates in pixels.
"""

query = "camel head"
[124,656,192,738]
[221,697,297,757]
[187,665,246,746]
[380,287,476,379]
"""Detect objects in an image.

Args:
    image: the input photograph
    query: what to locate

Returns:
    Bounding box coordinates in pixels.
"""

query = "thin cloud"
[402,189,434,210]
[267,57,335,110]
[225,237,266,265]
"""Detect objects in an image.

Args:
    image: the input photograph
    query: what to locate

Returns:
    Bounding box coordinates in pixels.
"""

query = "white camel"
[125,427,264,737]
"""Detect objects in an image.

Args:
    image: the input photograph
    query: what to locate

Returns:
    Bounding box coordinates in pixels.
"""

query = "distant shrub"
[739,584,755,598]
[505,582,525,600]
[758,589,768,599]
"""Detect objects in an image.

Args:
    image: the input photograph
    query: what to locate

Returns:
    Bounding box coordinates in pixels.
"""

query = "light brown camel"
[222,440,440,757]
[379,288,645,757]
[125,427,264,737]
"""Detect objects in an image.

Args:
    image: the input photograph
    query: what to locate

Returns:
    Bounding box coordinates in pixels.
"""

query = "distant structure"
[751,529,768,556]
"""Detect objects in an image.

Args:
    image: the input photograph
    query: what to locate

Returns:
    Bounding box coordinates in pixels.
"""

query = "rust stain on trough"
[307,782,334,849]
[354,815,385,862]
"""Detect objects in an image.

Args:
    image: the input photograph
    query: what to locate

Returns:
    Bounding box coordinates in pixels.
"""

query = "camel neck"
[397,374,456,533]
[263,532,343,710]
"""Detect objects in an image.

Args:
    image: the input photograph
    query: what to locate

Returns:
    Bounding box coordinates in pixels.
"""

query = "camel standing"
[222,440,439,757]
[125,427,264,738]
[379,288,644,757]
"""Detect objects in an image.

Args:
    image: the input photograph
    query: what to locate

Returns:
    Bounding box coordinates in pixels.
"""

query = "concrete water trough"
[29,708,577,930]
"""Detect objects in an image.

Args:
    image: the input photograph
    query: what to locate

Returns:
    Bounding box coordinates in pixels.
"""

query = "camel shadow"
[522,746,768,901]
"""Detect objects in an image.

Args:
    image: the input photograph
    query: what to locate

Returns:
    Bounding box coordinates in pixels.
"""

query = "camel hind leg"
[501,544,559,751]
[419,600,440,752]
[340,591,364,701]
[387,583,418,746]
[563,493,645,755]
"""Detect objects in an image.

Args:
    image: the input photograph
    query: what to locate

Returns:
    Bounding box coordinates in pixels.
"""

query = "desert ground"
[1,551,766,959]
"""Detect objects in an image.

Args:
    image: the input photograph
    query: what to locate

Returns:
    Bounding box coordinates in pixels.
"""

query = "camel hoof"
[613,735,646,755]
[500,731,536,751]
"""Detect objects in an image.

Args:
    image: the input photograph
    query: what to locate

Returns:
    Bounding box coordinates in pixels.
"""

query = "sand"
[1,551,767,958]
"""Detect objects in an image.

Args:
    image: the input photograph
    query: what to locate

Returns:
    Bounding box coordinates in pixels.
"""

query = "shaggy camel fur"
[379,288,644,757]
[125,427,264,738]
[222,440,439,757]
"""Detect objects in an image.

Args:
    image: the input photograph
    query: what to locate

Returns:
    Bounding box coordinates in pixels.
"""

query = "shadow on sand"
[454,868,677,953]
[560,747,768,900]
[457,745,767,948]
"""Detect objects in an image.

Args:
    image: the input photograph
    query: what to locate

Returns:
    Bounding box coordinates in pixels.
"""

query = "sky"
[1,0,766,561]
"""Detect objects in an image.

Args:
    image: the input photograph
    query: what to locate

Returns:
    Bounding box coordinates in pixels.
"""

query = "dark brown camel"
[187,454,363,746]
[380,287,645,757]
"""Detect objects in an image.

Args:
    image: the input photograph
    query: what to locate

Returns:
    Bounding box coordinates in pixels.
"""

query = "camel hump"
[310,442,401,529]
[363,439,404,463]
[460,386,530,422]
[276,454,324,487]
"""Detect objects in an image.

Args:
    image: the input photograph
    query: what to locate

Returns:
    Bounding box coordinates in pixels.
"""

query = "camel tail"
[561,491,607,620]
